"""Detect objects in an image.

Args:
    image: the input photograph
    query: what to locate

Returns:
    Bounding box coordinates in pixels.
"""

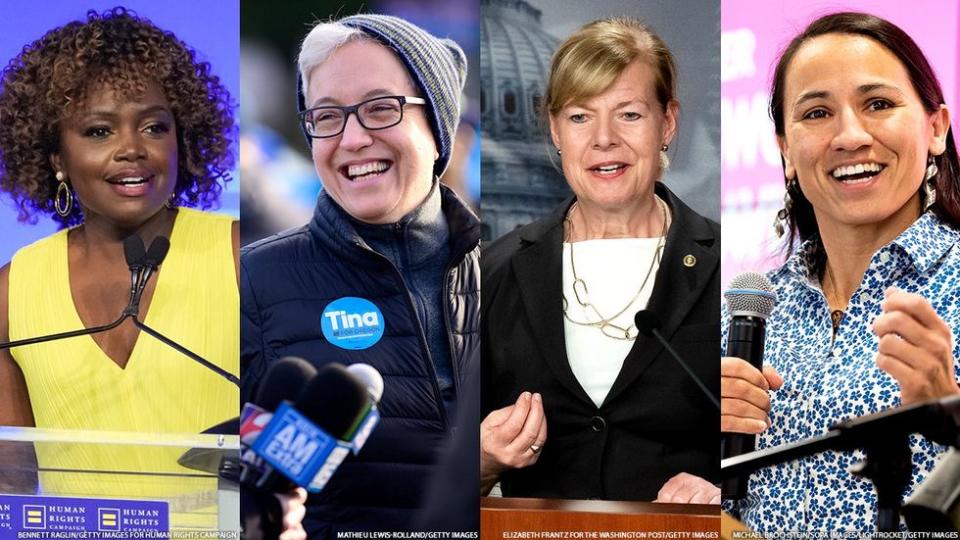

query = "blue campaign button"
[320,297,385,350]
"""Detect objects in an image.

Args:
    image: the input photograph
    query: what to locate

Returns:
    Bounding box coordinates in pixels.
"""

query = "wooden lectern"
[481,497,719,537]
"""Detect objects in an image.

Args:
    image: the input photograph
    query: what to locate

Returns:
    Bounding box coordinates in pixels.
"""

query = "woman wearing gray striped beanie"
[239,12,480,538]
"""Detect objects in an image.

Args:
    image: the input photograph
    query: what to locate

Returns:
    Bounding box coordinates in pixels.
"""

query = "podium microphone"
[127,236,239,387]
[0,234,239,387]
[721,272,777,500]
[123,234,147,306]
[0,234,159,351]
[634,310,719,409]
[126,235,169,315]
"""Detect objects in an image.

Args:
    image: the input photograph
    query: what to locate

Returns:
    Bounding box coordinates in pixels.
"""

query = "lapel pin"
[683,254,696,267]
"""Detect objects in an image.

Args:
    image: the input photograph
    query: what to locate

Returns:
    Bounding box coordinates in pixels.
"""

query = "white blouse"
[562,237,663,407]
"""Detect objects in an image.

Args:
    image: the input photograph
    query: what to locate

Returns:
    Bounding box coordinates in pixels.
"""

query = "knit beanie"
[298,14,467,177]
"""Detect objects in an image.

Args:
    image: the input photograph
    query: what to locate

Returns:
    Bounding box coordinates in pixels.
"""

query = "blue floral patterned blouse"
[725,212,960,532]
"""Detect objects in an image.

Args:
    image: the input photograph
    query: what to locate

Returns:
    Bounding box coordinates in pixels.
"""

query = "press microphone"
[250,363,380,493]
[903,449,960,531]
[346,363,385,403]
[634,310,719,409]
[236,357,318,539]
[240,357,319,484]
[721,272,777,500]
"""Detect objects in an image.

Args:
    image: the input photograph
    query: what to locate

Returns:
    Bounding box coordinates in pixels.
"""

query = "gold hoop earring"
[54,172,72,217]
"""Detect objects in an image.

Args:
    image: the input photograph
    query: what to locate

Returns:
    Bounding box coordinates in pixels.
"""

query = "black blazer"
[481,182,720,501]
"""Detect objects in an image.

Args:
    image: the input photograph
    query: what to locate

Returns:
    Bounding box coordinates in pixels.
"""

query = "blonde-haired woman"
[481,17,720,503]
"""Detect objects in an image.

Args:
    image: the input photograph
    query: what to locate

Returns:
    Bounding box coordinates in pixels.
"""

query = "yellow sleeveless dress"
[8,208,238,529]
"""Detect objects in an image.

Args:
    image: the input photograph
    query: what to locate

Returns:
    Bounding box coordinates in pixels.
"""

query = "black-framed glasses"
[299,95,427,139]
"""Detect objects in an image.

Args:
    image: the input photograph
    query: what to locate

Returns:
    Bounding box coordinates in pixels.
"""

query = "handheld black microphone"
[634,310,719,409]
[238,357,319,540]
[721,272,777,500]
[297,364,373,441]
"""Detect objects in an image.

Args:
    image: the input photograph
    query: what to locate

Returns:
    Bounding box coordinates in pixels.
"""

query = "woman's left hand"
[872,287,960,406]
[655,472,720,504]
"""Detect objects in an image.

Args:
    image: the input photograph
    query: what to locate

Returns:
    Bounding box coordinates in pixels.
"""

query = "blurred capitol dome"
[480,0,569,241]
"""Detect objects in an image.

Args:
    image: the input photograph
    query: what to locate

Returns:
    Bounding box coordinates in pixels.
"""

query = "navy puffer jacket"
[240,185,480,537]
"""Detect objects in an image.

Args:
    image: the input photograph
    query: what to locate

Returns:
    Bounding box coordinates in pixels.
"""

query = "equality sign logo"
[22,505,44,529]
[320,297,385,350]
[98,508,120,531]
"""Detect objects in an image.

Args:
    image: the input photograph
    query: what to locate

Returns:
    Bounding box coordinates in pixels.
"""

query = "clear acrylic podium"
[0,426,240,535]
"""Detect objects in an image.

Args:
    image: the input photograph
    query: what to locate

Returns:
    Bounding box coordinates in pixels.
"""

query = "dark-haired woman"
[0,7,239,506]
[721,12,960,531]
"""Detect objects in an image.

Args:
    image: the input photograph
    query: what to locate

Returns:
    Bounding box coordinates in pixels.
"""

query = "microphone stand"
[125,238,240,387]
[131,317,239,386]
[1,236,239,387]
[721,395,960,533]
[0,235,148,351]
[0,315,128,350]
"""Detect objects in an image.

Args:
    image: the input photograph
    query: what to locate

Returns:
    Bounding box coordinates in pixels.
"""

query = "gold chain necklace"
[561,198,668,340]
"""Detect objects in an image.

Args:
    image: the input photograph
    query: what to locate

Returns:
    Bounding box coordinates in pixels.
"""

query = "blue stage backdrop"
[0,1,240,265]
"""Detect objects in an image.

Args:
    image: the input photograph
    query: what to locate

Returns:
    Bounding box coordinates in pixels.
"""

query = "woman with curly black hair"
[0,6,239,503]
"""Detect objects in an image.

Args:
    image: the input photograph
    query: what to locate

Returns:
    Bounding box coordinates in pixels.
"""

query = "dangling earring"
[774,178,795,238]
[923,155,938,210]
[659,144,670,170]
[54,171,72,217]
[165,191,178,209]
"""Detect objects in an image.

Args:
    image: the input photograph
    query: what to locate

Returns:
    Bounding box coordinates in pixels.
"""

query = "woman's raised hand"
[873,287,960,405]
[480,391,547,494]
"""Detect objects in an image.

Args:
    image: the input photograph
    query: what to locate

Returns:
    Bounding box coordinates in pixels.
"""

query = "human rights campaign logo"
[22,505,44,529]
[321,297,385,350]
[98,508,120,531]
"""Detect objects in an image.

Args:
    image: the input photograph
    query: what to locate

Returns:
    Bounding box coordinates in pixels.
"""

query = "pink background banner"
[720,0,960,288]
